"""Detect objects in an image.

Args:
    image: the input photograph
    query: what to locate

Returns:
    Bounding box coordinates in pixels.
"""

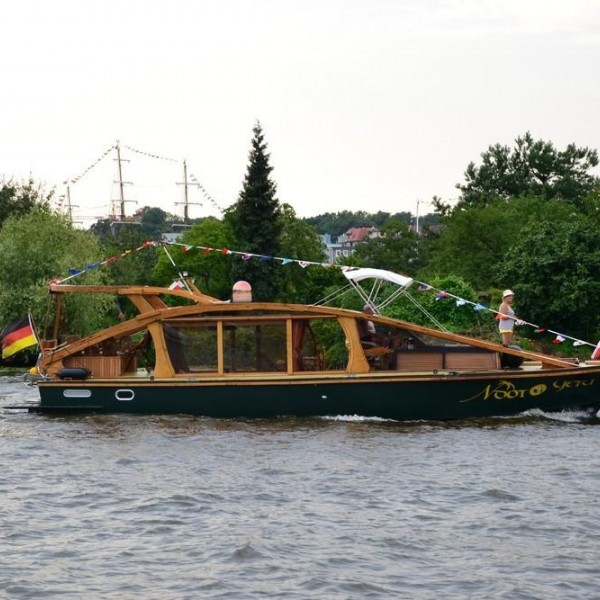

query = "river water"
[1,375,600,599]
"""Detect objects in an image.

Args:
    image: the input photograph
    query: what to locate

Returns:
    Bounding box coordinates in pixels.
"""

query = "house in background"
[321,227,381,263]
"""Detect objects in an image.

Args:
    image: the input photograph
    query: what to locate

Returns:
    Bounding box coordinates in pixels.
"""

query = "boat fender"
[56,368,91,380]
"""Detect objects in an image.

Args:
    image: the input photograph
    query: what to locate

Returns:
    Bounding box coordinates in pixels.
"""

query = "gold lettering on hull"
[461,378,595,404]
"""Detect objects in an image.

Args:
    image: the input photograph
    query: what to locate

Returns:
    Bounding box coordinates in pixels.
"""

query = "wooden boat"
[15,269,600,420]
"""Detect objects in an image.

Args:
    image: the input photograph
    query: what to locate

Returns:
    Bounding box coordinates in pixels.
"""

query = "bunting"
[51,238,598,352]
[124,145,178,163]
[67,144,116,185]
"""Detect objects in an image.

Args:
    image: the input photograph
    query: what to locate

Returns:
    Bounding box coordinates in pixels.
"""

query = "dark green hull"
[35,367,600,420]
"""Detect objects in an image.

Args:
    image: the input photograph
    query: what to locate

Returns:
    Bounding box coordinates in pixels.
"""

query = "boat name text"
[461,378,595,404]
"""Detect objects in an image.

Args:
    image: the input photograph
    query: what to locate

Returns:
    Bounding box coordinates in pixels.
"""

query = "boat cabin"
[38,281,506,380]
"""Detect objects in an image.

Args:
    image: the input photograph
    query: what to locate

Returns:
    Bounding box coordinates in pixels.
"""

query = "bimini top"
[343,268,414,290]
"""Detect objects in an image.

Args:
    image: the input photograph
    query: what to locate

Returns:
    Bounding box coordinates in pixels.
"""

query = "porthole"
[115,388,135,401]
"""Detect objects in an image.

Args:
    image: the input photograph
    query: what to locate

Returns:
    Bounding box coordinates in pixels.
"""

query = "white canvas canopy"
[343,268,413,289]
[340,268,414,314]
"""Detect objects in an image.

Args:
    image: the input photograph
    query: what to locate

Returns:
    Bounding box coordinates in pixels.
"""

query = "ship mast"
[175,159,201,225]
[112,140,134,222]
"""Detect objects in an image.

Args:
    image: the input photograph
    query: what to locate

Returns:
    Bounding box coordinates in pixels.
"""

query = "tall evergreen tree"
[226,122,283,300]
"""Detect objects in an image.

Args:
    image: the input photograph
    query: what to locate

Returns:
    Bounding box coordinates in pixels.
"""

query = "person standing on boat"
[498,289,517,346]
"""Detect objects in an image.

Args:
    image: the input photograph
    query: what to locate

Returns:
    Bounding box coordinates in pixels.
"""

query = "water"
[2,375,600,599]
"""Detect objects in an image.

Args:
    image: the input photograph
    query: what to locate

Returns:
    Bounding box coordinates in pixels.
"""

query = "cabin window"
[223,322,287,373]
[292,319,348,371]
[163,323,217,373]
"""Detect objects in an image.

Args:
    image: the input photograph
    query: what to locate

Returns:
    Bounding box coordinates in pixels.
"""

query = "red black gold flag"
[1,315,38,359]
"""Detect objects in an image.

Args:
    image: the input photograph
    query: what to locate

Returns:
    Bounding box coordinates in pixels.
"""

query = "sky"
[2,0,600,226]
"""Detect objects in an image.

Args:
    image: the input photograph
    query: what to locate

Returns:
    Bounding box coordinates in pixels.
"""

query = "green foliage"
[0,178,53,229]
[0,210,113,337]
[386,275,486,333]
[152,217,235,299]
[225,122,283,300]
[352,220,432,275]
[91,222,159,286]
[278,203,327,303]
[426,196,575,288]
[304,210,416,237]
[455,132,599,209]
[497,216,600,340]
[88,206,185,286]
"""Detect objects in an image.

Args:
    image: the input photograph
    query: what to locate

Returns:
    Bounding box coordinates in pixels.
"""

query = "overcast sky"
[2,0,599,225]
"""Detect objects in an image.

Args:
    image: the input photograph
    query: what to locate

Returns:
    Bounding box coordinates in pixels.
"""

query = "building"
[321,227,381,262]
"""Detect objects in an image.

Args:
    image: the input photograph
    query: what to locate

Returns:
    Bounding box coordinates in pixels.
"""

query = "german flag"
[1,315,38,359]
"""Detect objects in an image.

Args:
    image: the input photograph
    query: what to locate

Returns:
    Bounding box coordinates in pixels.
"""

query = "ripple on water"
[2,377,600,598]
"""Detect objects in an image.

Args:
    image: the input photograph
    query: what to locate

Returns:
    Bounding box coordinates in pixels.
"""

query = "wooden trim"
[338,316,370,373]
[217,320,224,376]
[148,322,175,378]
[286,319,294,375]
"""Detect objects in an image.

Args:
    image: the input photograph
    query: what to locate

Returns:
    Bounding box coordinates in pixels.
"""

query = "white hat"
[502,289,515,298]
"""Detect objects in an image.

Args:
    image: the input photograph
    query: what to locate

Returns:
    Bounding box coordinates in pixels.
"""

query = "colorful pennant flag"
[1,315,38,359]
[553,335,566,344]
[591,341,600,360]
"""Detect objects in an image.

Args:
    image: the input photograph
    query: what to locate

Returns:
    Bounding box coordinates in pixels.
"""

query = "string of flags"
[66,144,116,186]
[124,144,179,164]
[52,239,598,353]
[415,280,588,348]
[188,172,226,214]
[51,241,162,285]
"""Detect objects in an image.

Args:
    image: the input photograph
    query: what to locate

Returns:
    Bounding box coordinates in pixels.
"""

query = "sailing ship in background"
[56,141,223,228]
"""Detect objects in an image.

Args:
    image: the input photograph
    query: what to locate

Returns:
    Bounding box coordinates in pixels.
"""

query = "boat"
[10,268,600,420]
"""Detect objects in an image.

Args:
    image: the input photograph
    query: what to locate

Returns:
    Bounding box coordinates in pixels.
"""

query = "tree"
[304,211,373,237]
[0,178,53,229]
[497,215,600,341]
[152,217,235,299]
[426,196,576,289]
[454,132,599,209]
[277,203,327,303]
[387,275,487,333]
[225,122,283,300]
[303,210,415,238]
[352,220,430,275]
[0,210,113,339]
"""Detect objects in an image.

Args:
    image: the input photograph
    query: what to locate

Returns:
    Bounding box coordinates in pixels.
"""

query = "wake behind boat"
[9,268,600,420]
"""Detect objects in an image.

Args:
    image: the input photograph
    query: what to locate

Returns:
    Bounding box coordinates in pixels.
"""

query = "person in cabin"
[360,305,390,347]
[360,305,378,342]
[498,289,517,346]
